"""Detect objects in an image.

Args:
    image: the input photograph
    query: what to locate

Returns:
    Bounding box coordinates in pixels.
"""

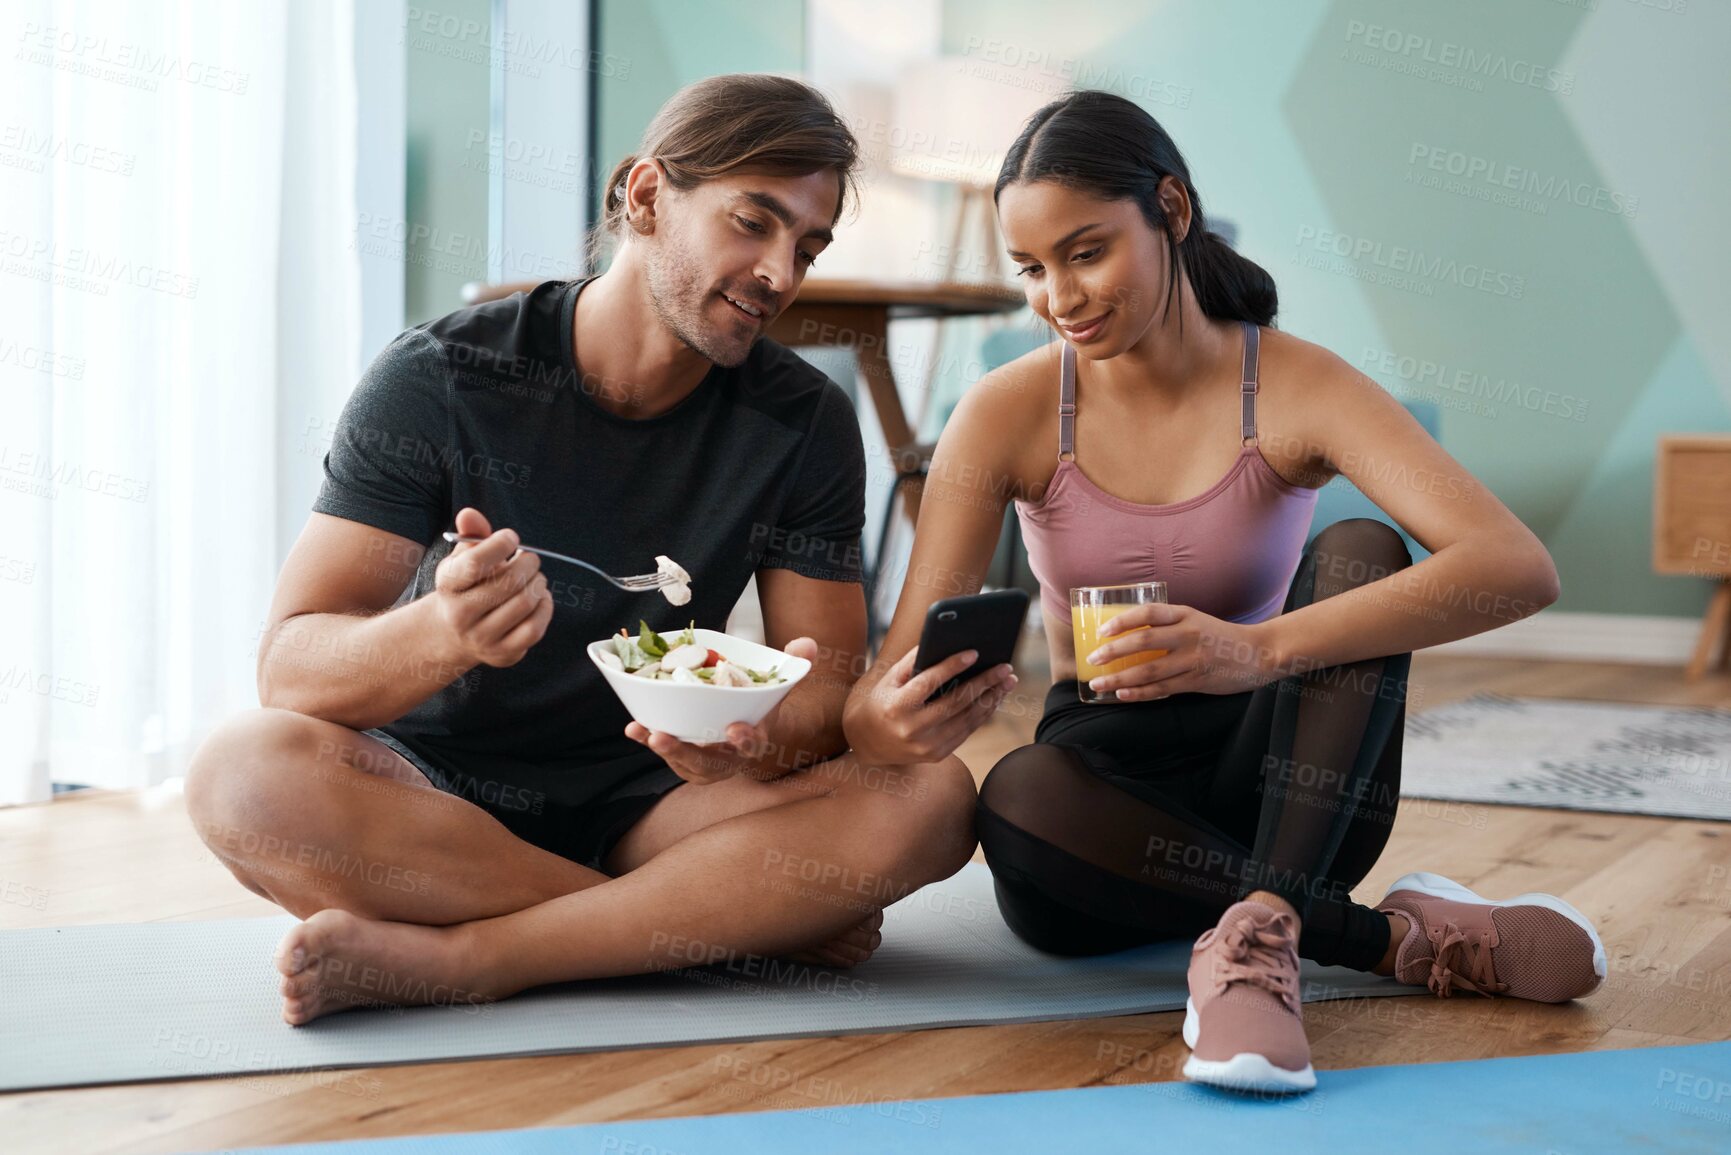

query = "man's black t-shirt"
[312,277,866,795]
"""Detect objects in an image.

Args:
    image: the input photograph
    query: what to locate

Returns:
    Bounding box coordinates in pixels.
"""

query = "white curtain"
[0,0,361,805]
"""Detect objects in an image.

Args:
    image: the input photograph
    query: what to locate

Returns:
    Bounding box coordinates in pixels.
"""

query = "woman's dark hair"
[588,74,860,270]
[994,89,1277,335]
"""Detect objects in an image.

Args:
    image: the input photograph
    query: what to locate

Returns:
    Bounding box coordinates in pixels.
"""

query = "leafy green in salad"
[604,621,785,686]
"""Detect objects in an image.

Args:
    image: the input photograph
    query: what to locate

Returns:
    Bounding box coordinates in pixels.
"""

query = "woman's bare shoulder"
[951,338,1060,433]
[1254,325,1396,488]
[932,338,1061,498]
[1259,324,1390,411]
[1258,324,1336,375]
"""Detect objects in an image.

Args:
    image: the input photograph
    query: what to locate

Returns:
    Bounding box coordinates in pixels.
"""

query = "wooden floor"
[3,649,1730,1154]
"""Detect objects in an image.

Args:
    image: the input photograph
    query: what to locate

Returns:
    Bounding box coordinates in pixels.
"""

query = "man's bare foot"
[273,909,500,1026]
[276,906,885,1025]
[785,909,884,969]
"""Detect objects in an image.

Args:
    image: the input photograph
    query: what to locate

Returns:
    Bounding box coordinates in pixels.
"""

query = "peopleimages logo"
[0,124,136,176]
[1342,20,1574,94]
[0,229,200,299]
[1407,144,1638,219]
[956,35,1192,107]
[1294,226,1526,300]
[14,22,253,94]
[1360,348,1590,423]
[0,445,150,502]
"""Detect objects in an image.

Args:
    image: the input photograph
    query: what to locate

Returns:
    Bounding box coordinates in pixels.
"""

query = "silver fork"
[440,532,673,593]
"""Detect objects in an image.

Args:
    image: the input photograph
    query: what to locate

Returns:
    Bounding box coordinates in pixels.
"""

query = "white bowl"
[587,628,811,744]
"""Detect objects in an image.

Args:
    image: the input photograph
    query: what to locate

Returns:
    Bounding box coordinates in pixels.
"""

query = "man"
[186,75,1002,1023]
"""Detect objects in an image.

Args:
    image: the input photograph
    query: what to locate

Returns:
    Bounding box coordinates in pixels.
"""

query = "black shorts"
[361,727,686,873]
[1032,679,1263,845]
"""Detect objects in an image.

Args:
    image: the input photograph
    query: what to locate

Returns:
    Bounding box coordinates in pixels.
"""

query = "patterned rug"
[1402,693,1731,819]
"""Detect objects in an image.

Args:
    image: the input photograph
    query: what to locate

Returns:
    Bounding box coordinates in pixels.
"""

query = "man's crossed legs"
[186,708,978,1024]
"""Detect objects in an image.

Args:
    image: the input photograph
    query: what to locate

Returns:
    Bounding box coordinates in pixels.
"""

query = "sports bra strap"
[1055,321,1259,460]
[1058,342,1076,461]
[1240,320,1260,446]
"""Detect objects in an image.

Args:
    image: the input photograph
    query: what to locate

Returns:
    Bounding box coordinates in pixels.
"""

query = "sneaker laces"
[1208,917,1299,1010]
[1424,922,1508,998]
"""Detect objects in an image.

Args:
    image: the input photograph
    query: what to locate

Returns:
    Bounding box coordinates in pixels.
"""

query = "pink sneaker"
[1376,872,1606,1002]
[1182,901,1315,1094]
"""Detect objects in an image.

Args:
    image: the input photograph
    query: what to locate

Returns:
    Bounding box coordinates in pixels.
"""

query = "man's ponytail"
[599,153,637,231]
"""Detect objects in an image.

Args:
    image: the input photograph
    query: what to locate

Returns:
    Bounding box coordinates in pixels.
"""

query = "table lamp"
[888,57,1049,284]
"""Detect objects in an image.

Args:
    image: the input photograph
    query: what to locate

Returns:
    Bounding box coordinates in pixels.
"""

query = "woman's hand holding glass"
[1082,603,1285,700]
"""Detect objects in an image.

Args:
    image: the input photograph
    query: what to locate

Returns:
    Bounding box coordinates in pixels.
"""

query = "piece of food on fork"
[655,555,692,605]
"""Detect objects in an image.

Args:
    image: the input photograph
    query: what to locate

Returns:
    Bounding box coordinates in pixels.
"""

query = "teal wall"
[402,0,807,315]
[939,0,1728,618]
[403,0,492,324]
[594,0,806,267]
[582,0,1726,618]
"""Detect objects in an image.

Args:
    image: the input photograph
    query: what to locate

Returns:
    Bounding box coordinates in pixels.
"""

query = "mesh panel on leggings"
[1240,519,1415,921]
[977,746,1251,930]
[975,519,1414,972]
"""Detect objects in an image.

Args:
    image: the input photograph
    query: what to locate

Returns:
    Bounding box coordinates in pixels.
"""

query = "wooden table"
[760,278,1024,472]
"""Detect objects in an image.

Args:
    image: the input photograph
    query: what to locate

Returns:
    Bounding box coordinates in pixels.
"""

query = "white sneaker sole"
[1180,996,1317,1094]
[1380,870,1608,990]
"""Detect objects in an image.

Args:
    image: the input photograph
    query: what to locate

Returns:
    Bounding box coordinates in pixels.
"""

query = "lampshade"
[887,57,1050,188]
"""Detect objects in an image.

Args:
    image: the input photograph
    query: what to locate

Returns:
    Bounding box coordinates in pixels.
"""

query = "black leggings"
[977,519,1413,972]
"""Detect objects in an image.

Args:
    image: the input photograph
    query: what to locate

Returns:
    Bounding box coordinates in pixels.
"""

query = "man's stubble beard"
[643,232,755,369]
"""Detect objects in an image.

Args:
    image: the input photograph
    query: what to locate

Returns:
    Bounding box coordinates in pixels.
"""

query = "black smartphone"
[911,589,1030,703]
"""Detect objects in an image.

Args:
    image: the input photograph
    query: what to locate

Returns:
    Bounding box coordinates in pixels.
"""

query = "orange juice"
[1070,582,1169,703]
[1074,603,1170,681]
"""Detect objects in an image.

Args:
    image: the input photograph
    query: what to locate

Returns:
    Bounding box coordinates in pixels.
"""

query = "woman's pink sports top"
[1014,322,1319,626]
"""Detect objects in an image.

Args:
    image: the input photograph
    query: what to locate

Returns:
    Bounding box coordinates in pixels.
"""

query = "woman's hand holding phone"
[844,646,1017,767]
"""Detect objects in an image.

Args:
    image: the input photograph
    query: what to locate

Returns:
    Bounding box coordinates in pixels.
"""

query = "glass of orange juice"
[1071,582,1169,704]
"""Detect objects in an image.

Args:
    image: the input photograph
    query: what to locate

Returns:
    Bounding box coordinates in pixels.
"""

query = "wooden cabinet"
[1655,435,1731,679]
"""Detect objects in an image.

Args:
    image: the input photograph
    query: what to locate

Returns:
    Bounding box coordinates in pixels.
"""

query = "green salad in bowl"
[599,621,787,687]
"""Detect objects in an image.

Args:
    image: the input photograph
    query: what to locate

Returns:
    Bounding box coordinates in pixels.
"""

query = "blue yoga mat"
[219,1041,1731,1154]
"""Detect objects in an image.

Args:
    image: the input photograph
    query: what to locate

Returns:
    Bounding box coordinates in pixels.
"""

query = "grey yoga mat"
[0,863,1411,1092]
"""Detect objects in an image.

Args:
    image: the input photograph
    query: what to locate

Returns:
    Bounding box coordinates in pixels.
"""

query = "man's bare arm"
[745,566,870,778]
[258,508,552,730]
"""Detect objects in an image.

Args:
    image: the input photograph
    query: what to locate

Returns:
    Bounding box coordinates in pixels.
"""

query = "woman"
[842,90,1605,1095]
